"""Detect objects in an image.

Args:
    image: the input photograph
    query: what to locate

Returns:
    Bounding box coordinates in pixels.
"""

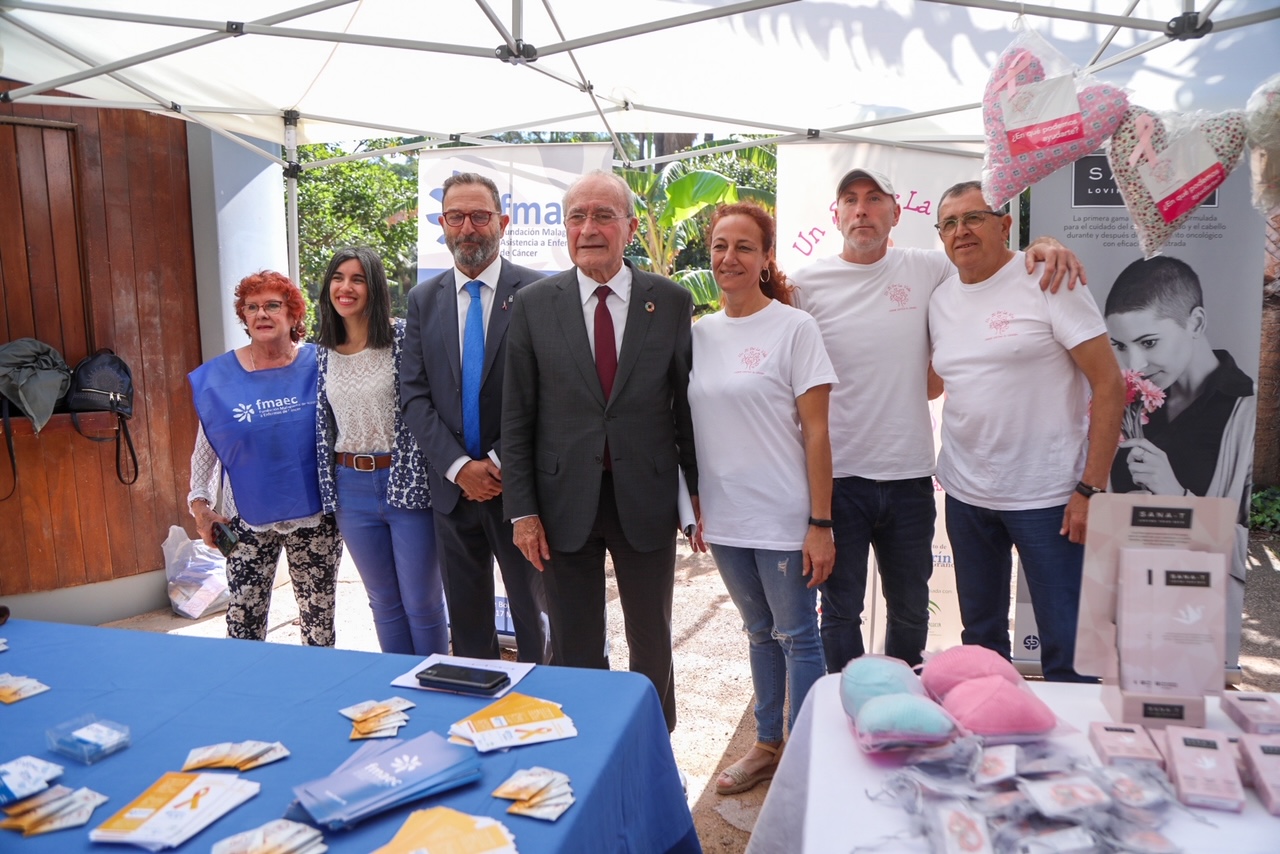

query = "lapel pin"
[645,301,655,313]
[502,295,514,311]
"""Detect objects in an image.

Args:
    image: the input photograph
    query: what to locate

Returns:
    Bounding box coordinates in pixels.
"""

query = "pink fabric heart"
[1107,105,1248,257]
[981,48,1130,209]
[942,674,1058,736]
[920,644,1023,701]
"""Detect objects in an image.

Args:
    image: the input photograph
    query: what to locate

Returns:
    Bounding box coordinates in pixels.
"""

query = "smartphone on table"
[213,522,239,557]
[416,662,510,696]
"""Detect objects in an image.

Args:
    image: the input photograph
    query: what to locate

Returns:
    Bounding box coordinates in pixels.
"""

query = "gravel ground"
[106,534,1280,853]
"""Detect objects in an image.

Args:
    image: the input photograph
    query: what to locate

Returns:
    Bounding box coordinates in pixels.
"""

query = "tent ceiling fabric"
[1,0,1278,153]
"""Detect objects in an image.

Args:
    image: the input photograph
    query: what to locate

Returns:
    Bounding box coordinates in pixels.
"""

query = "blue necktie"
[462,280,485,459]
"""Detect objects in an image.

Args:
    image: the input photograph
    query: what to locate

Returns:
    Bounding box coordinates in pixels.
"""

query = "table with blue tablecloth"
[0,619,698,853]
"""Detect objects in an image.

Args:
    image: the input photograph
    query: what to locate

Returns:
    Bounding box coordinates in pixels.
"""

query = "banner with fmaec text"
[417,143,613,282]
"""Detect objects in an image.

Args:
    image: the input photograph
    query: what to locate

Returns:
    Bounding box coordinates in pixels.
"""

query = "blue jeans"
[710,544,825,742]
[335,466,449,656]
[819,476,936,671]
[944,495,1088,682]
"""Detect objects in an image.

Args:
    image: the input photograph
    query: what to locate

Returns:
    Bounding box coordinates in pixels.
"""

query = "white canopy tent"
[3,0,1278,278]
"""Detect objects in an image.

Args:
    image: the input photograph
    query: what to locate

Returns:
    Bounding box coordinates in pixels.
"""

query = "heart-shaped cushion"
[981,48,1130,209]
[919,644,1023,702]
[1107,106,1247,256]
[942,674,1058,736]
[839,654,926,719]
[853,693,955,752]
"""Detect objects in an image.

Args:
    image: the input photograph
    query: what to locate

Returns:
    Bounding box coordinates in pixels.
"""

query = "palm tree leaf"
[657,171,739,229]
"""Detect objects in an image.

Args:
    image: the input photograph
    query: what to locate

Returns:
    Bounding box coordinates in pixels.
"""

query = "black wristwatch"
[1075,481,1105,498]
[808,517,834,528]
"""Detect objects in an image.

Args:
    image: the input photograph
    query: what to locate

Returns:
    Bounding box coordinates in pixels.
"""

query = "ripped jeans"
[709,544,825,742]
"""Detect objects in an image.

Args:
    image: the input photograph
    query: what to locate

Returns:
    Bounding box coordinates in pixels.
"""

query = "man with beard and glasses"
[401,172,550,663]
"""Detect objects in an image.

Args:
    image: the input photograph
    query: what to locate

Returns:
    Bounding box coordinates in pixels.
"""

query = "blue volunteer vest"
[188,345,322,526]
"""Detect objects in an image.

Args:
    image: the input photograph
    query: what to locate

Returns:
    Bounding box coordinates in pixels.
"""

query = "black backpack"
[66,349,138,485]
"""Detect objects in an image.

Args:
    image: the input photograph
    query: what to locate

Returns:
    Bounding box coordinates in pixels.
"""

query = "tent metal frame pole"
[512,0,523,42]
[237,23,493,57]
[1082,33,1172,75]
[300,138,451,170]
[3,11,286,166]
[912,0,1167,31]
[1088,0,1140,68]
[827,102,980,134]
[627,104,803,136]
[0,0,359,102]
[624,134,803,169]
[1197,0,1224,29]
[818,131,985,159]
[0,1,227,30]
[285,113,301,287]
[469,107,626,137]
[538,0,798,56]
[475,0,518,54]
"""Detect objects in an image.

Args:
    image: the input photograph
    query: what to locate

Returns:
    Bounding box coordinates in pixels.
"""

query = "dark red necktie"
[594,285,616,471]
[594,285,617,400]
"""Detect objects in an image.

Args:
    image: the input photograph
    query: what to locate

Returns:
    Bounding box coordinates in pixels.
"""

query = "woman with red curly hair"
[689,203,836,794]
[187,270,341,646]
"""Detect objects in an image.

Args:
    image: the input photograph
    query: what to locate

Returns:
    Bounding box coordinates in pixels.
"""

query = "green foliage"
[621,137,777,295]
[1251,487,1280,532]
[295,140,419,331]
[671,268,720,314]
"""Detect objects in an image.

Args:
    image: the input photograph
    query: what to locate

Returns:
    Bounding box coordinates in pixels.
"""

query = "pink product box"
[1222,693,1280,734]
[1239,734,1280,815]
[1164,725,1245,812]
[1088,721,1164,769]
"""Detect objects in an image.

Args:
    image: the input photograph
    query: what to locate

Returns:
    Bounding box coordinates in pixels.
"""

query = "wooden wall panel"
[0,79,202,596]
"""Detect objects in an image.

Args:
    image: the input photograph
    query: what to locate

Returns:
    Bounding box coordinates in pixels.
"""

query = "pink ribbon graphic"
[993,51,1034,96]
[1128,114,1159,167]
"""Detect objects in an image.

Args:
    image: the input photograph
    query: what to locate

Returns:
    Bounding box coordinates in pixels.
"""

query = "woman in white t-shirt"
[690,203,838,795]
[315,247,447,656]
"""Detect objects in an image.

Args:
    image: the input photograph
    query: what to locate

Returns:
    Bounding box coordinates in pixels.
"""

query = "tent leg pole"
[285,112,301,287]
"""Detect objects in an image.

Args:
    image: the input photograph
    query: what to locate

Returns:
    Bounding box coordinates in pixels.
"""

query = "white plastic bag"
[161,525,230,619]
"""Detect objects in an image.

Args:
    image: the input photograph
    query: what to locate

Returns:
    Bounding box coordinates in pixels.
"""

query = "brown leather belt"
[334,452,391,472]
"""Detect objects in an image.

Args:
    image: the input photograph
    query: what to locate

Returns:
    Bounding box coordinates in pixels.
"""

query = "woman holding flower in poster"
[1104,256,1256,505]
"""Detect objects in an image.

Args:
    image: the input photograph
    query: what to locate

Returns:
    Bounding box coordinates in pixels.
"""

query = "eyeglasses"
[935,210,1005,236]
[243,300,285,316]
[441,210,499,227]
[565,211,625,228]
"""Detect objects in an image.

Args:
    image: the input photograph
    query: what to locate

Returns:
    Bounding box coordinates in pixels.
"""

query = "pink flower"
[1120,369,1165,441]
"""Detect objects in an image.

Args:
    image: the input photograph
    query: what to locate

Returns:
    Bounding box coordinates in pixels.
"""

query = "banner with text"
[1026,156,1263,674]
[417,143,613,281]
[776,141,982,269]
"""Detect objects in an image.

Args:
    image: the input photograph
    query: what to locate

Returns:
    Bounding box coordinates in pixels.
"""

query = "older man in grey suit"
[502,170,697,731]
[401,172,549,664]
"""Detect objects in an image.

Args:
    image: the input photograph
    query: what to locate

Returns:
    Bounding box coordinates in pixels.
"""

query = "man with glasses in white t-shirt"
[791,167,1083,672]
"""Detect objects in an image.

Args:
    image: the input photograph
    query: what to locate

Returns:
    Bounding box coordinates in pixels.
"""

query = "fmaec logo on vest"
[234,396,304,423]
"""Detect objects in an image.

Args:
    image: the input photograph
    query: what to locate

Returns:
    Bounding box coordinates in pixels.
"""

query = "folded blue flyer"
[292,731,480,829]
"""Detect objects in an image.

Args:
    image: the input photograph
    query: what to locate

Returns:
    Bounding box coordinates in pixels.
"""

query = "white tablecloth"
[748,674,1279,854]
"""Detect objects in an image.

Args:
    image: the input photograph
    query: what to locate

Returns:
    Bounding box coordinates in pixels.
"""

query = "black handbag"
[66,349,138,485]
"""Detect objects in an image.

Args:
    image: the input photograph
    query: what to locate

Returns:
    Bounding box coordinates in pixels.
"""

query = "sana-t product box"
[1221,692,1280,734]
[1163,725,1245,812]
[1239,733,1280,815]
[1088,721,1163,769]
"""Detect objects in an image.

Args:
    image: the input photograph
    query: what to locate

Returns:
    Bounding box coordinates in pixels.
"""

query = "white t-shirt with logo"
[927,252,1106,510]
[791,248,954,480]
[689,300,838,550]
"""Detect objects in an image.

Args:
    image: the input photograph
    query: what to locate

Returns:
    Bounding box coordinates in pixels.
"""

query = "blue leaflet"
[292,731,480,829]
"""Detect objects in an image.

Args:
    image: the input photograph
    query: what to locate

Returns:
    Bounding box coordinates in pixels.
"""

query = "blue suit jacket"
[400,259,543,515]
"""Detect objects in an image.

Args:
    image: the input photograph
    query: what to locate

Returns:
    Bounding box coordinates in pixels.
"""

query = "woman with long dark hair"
[316,247,447,655]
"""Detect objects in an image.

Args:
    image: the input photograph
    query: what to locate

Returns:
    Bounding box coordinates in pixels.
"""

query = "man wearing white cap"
[791,166,1082,672]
